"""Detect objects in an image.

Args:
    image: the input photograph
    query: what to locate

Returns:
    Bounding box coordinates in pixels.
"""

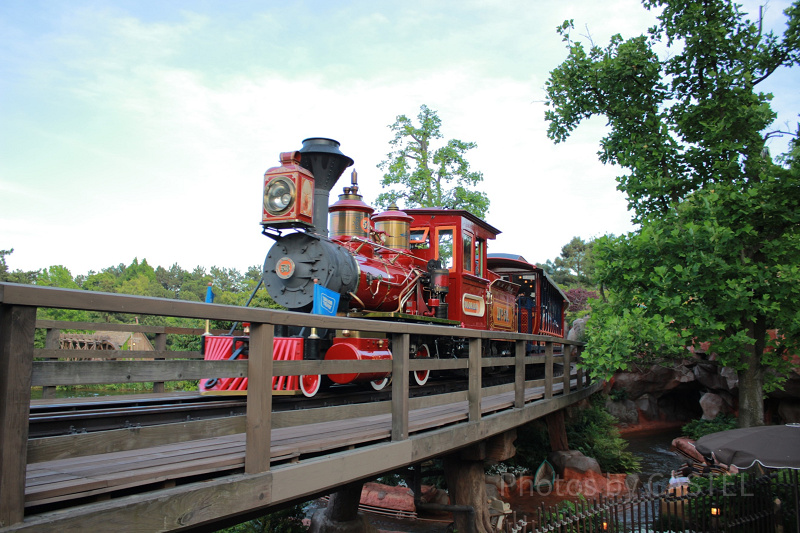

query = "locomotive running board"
[346,311,459,326]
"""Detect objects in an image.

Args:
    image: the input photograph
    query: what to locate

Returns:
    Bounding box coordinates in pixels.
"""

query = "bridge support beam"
[546,410,569,451]
[308,481,378,533]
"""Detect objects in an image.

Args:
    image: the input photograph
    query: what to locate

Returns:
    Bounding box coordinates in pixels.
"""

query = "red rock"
[360,482,416,513]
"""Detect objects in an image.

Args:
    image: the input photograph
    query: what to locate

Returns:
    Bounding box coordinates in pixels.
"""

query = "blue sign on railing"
[312,284,339,316]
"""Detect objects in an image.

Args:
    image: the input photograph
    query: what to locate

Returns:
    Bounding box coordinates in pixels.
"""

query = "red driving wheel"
[300,375,321,398]
[414,344,431,386]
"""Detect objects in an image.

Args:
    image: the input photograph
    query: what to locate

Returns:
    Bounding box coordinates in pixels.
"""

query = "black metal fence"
[501,469,799,533]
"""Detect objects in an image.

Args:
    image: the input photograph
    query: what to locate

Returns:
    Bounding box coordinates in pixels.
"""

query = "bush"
[496,393,641,475]
[681,414,737,440]
[567,395,641,473]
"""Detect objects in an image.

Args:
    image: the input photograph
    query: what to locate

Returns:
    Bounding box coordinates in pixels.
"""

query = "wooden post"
[562,342,572,394]
[544,341,554,400]
[575,344,584,390]
[42,327,59,399]
[514,340,525,409]
[152,332,166,394]
[391,333,409,441]
[245,323,273,474]
[468,337,481,422]
[0,304,36,527]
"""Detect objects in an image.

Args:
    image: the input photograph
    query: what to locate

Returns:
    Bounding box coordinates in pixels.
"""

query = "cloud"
[1,0,796,277]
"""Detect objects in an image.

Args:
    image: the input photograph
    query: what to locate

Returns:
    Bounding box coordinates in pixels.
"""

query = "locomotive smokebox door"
[262,151,315,229]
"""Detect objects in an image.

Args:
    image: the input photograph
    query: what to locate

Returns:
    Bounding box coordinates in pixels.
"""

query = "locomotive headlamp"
[264,177,296,216]
[261,151,315,229]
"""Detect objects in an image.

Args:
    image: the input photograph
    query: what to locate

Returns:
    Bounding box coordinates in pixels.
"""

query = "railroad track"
[28,371,527,438]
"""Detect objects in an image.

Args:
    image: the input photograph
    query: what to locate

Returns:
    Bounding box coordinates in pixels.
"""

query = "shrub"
[681,415,737,440]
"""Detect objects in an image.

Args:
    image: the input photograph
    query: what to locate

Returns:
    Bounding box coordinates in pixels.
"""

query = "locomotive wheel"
[370,377,391,391]
[413,344,431,386]
[300,375,322,397]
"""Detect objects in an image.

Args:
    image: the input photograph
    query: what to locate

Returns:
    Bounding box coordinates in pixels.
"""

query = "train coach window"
[462,232,474,273]
[436,228,454,270]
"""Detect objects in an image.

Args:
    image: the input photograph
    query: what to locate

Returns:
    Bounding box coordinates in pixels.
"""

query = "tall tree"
[0,249,39,284]
[376,104,490,218]
[546,0,800,427]
[546,236,596,287]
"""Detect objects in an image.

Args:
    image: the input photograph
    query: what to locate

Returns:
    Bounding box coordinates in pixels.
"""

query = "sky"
[1,0,798,278]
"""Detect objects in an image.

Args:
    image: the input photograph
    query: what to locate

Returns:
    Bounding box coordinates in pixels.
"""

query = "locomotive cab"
[404,208,518,332]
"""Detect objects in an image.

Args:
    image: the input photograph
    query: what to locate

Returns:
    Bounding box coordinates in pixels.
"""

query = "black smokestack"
[298,138,354,236]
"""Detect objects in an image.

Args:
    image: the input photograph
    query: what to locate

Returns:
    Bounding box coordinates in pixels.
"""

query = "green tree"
[375,104,490,217]
[544,236,596,287]
[545,0,800,427]
[36,265,81,289]
[0,249,39,284]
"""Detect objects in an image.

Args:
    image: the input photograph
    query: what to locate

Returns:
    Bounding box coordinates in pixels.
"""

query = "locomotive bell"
[298,138,354,236]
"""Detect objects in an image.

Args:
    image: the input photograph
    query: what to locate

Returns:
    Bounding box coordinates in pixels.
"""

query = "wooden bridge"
[0,282,599,532]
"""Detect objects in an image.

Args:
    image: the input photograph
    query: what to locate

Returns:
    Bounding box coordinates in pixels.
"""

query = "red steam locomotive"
[200,138,568,397]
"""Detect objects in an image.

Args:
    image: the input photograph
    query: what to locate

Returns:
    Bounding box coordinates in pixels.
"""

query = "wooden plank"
[35,321,170,334]
[480,356,514,368]
[391,333,409,441]
[29,390,199,407]
[0,304,36,527]
[34,348,204,360]
[27,417,246,463]
[27,452,247,503]
[36,319,243,337]
[245,323,272,474]
[152,333,167,394]
[31,360,248,386]
[273,358,392,376]
[41,328,60,400]
[468,338,481,422]
[20,381,600,518]
[562,344,571,394]
[5,284,571,345]
[407,358,467,371]
[273,401,391,428]
[514,340,525,409]
[409,390,468,410]
[544,342,554,399]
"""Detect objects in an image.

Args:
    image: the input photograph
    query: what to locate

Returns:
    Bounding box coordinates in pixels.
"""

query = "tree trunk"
[443,453,493,533]
[738,320,766,428]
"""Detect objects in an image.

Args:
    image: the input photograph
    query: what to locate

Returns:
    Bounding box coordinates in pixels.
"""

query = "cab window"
[436,228,454,270]
[462,231,474,273]
[410,228,430,250]
[475,238,485,277]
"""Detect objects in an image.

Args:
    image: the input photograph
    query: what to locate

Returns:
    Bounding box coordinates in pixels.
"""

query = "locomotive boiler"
[200,137,568,397]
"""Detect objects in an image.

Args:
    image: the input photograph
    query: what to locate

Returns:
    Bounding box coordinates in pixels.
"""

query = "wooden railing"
[0,282,592,529]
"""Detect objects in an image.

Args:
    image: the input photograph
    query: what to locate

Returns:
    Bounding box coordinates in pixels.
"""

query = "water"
[622,429,687,486]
